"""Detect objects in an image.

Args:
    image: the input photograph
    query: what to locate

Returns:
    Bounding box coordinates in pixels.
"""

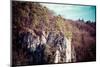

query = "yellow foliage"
[65,31,72,39]
[55,15,65,31]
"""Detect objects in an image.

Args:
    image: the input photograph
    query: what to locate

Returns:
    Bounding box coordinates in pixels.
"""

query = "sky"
[41,3,96,22]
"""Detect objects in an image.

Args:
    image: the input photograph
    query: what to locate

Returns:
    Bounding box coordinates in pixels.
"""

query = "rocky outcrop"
[54,50,61,63]
[65,38,72,62]
[17,29,76,65]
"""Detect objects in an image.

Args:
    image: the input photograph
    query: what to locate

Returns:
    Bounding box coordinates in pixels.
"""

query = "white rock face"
[36,36,40,46]
[65,37,72,62]
[54,36,76,63]
[41,31,47,44]
[54,50,61,63]
[41,35,46,44]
